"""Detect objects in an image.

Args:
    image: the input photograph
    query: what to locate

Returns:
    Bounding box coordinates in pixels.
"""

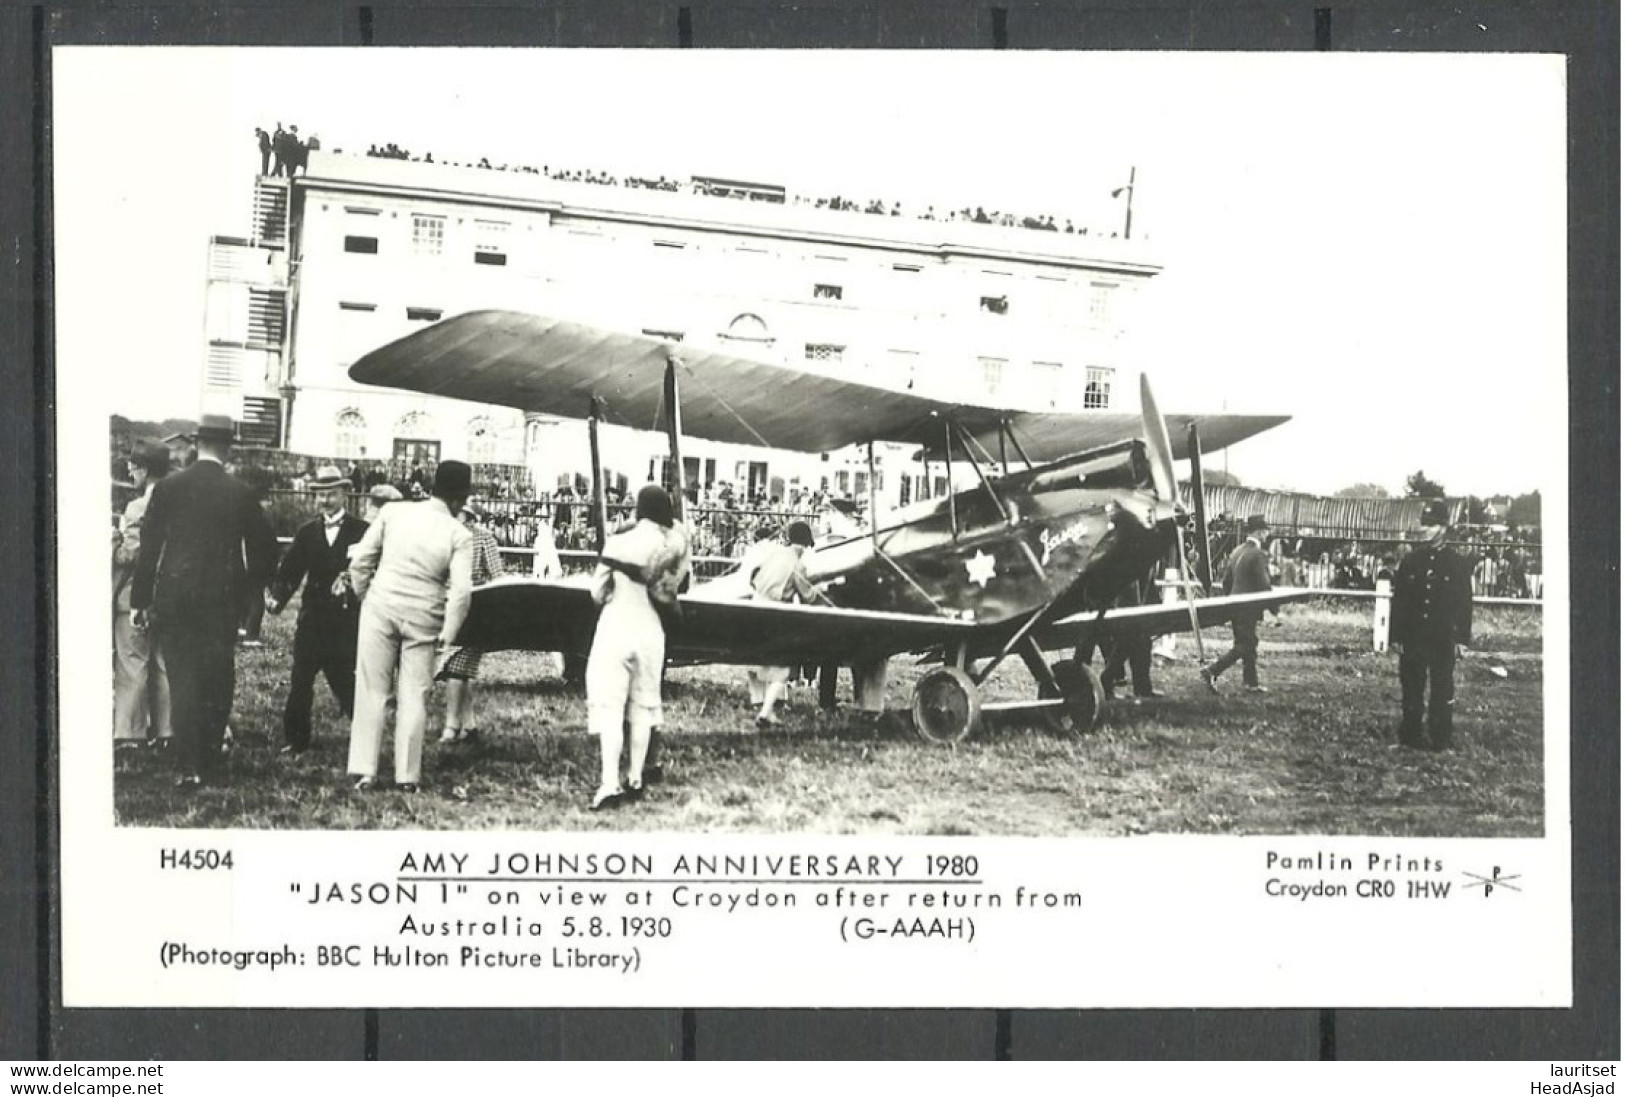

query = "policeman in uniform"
[1390,499,1473,750]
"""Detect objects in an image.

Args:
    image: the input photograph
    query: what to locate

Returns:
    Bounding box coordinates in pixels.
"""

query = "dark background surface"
[1,0,1616,1060]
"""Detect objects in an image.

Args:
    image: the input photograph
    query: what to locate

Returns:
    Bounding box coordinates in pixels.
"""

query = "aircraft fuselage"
[807,439,1175,627]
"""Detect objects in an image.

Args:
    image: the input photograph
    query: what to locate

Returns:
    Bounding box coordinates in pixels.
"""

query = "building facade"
[205,152,1163,506]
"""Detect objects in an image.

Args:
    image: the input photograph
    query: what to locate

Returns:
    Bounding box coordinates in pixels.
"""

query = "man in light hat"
[346,460,473,792]
[1201,513,1276,694]
[161,430,196,470]
[266,465,369,754]
[1390,500,1473,750]
[130,415,276,786]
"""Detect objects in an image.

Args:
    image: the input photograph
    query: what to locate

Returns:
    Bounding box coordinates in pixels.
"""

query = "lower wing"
[1032,589,1315,652]
[455,576,979,666]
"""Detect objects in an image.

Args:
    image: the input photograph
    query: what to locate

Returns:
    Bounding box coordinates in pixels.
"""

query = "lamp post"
[1111,166,1137,239]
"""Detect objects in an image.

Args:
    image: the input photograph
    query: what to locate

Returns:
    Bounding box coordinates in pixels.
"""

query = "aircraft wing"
[456,575,980,667]
[1030,589,1317,652]
[349,310,1288,460]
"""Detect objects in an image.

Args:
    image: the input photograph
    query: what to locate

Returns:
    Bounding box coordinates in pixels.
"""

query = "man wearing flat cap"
[266,465,369,754]
[130,415,276,786]
[1390,499,1473,750]
[346,459,473,792]
[1202,513,1276,694]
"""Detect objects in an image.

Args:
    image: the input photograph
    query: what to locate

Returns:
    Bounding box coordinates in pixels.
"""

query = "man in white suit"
[346,460,473,792]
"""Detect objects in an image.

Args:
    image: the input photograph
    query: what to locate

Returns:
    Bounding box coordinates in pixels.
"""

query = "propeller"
[1139,374,1179,505]
[1139,374,1206,663]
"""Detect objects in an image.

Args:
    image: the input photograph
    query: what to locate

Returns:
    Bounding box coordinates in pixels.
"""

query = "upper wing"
[1032,589,1316,652]
[456,575,979,666]
[349,310,1288,461]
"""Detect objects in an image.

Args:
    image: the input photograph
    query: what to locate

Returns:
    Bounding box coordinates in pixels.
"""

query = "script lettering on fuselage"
[1039,517,1094,565]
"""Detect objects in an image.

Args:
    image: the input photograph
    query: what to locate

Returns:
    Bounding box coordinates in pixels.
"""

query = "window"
[1084,366,1114,409]
[813,283,844,301]
[334,409,367,461]
[474,219,508,266]
[893,263,922,274]
[1032,361,1065,409]
[406,307,442,323]
[467,416,500,466]
[887,349,921,391]
[642,328,685,343]
[412,214,445,257]
[978,357,1007,395]
[1089,281,1116,325]
[724,313,771,344]
[980,295,1009,316]
[393,412,439,469]
[805,343,845,364]
[343,235,378,255]
[396,410,434,437]
[339,301,376,312]
[653,240,686,250]
[344,205,381,217]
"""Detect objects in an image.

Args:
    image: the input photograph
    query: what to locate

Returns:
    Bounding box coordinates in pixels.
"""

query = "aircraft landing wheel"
[912,666,982,744]
[1041,660,1104,735]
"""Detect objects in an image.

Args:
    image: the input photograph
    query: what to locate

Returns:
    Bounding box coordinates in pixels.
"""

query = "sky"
[52,49,1567,497]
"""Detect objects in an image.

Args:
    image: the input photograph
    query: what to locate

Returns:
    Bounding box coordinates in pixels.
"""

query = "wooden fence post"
[1373,578,1392,653]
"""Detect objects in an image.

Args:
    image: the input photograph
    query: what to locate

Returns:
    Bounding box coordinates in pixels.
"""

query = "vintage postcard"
[55,47,1567,1007]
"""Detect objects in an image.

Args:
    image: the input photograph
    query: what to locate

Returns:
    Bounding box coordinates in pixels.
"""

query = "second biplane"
[350,310,1308,741]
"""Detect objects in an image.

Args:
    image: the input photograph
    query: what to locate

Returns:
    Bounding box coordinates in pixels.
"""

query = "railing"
[1267,546,1543,601]
[259,489,820,557]
[127,487,1544,603]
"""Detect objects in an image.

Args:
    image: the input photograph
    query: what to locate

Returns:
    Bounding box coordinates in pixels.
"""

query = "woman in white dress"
[585,485,690,811]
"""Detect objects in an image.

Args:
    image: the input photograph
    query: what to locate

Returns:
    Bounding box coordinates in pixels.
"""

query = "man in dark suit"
[1102,564,1161,702]
[130,415,276,786]
[266,465,368,755]
[1201,514,1276,693]
[1390,500,1473,750]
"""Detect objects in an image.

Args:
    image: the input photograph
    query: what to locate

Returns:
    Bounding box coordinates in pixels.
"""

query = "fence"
[123,488,1542,603]
[1268,545,1543,600]
[258,489,820,563]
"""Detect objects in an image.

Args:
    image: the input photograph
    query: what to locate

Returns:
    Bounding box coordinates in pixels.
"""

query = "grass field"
[112,599,1544,836]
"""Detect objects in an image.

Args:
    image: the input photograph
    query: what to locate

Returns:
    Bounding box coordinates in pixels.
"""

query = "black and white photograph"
[54,47,1569,1009]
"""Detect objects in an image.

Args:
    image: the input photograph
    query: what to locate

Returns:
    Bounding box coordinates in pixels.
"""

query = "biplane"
[350,310,1309,742]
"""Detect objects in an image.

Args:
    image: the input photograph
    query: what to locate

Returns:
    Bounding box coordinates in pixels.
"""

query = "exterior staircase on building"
[251,178,289,246]
[239,395,282,448]
[247,287,286,347]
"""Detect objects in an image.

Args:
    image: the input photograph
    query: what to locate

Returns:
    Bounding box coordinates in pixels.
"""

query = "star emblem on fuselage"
[965,550,997,588]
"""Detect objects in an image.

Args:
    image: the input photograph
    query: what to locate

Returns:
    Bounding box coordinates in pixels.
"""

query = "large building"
[202,151,1162,506]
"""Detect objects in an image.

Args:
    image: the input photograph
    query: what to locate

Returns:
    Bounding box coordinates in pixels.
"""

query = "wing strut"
[664,353,686,521]
[999,418,1034,472]
[1188,421,1212,589]
[588,396,609,551]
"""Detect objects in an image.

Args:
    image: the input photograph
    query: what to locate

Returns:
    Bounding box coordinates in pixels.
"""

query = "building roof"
[295,151,1162,276]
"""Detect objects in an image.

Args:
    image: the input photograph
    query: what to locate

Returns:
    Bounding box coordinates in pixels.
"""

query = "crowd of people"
[110,424,846,808]
[255,122,320,178]
[112,419,1509,812]
[262,127,1115,238]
